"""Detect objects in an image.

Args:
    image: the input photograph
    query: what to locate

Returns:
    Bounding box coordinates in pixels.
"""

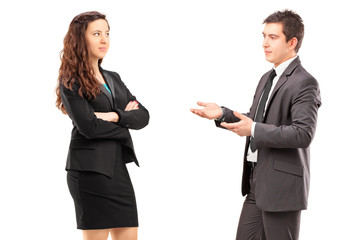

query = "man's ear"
[288,37,298,51]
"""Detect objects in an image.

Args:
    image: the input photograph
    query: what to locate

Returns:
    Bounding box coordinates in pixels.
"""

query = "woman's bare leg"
[82,229,110,240]
[109,227,138,240]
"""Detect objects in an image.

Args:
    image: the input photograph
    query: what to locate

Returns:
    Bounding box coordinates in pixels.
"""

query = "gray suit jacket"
[215,57,321,211]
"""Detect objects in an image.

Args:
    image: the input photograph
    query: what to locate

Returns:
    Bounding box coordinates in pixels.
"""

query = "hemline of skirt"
[77,224,139,230]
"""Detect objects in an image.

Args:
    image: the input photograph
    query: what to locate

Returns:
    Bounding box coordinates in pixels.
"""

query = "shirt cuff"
[215,107,226,122]
[251,122,256,138]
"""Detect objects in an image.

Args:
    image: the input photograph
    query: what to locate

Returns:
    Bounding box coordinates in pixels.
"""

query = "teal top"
[103,83,111,93]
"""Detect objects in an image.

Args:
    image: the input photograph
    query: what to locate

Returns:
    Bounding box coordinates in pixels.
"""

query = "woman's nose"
[101,34,108,43]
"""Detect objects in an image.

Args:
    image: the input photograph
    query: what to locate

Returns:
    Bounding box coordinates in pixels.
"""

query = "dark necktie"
[250,69,277,152]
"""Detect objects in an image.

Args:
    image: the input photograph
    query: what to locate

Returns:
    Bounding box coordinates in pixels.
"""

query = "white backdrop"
[1,0,359,239]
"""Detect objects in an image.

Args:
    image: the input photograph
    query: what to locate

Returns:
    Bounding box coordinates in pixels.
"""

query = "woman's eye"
[94,32,100,36]
[106,33,110,37]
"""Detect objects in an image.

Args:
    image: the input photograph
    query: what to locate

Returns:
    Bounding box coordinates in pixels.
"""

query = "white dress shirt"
[247,55,298,162]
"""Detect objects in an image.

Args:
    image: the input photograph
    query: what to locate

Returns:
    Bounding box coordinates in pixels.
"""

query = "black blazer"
[60,67,149,177]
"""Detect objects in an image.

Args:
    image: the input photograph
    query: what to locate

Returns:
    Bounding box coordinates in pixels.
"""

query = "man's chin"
[265,56,274,64]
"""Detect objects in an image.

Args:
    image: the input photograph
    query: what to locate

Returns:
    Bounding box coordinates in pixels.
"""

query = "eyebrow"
[92,29,110,32]
[262,32,280,38]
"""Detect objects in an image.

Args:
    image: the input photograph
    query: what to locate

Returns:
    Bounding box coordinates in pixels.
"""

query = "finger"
[125,101,135,111]
[221,122,232,129]
[221,122,244,136]
[197,101,208,107]
[94,112,104,118]
[94,112,107,121]
[133,101,139,110]
[234,111,245,120]
[221,122,229,128]
[134,101,139,108]
[190,108,201,115]
[190,108,202,114]
[190,109,206,118]
[221,122,239,129]
[129,101,136,110]
[125,103,131,111]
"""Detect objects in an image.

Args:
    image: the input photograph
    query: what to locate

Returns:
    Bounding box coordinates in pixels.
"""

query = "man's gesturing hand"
[220,111,253,136]
[190,101,222,120]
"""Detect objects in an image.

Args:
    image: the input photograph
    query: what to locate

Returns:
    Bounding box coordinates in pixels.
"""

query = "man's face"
[262,23,296,67]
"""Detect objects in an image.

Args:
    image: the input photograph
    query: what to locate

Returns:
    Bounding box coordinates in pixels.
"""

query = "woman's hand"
[94,112,119,122]
[94,101,138,122]
[125,101,139,111]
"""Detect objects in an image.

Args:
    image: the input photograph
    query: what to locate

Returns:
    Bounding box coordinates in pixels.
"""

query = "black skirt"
[67,158,138,230]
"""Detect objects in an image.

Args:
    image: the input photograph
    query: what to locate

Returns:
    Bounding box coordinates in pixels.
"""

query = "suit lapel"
[100,66,116,102]
[99,84,114,109]
[250,57,301,120]
[265,57,301,114]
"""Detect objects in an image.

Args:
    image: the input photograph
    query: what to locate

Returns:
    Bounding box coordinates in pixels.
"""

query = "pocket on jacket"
[273,159,303,177]
[70,138,96,150]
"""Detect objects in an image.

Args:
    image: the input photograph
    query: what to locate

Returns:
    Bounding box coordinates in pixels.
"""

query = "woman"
[55,11,149,240]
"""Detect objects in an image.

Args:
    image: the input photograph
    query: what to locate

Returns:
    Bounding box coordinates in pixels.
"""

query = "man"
[190,10,321,240]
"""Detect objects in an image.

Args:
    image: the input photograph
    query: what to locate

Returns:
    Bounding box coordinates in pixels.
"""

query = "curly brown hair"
[55,11,109,114]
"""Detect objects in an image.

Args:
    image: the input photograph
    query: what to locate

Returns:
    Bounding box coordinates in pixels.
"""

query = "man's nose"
[262,37,269,48]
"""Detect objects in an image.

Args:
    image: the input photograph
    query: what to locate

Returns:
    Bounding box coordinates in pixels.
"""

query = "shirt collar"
[273,55,298,77]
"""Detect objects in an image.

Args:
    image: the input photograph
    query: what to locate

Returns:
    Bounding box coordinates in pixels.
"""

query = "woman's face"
[85,19,110,63]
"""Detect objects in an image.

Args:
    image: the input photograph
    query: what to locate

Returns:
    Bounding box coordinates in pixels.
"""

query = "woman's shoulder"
[101,67,120,77]
[101,67,125,85]
[59,77,81,95]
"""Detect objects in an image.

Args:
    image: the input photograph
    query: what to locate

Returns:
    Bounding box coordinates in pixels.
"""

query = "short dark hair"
[263,9,304,53]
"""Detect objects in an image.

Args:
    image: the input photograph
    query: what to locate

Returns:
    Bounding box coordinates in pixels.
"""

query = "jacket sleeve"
[214,107,249,129]
[253,77,321,148]
[60,83,131,140]
[113,73,150,130]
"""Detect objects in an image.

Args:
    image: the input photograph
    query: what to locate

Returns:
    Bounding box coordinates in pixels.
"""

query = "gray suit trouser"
[236,166,302,240]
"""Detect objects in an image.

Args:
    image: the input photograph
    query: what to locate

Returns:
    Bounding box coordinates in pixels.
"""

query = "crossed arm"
[60,84,147,140]
[94,101,139,122]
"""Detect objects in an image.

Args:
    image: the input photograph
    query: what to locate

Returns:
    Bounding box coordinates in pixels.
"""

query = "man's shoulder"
[291,64,320,90]
[294,64,317,81]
